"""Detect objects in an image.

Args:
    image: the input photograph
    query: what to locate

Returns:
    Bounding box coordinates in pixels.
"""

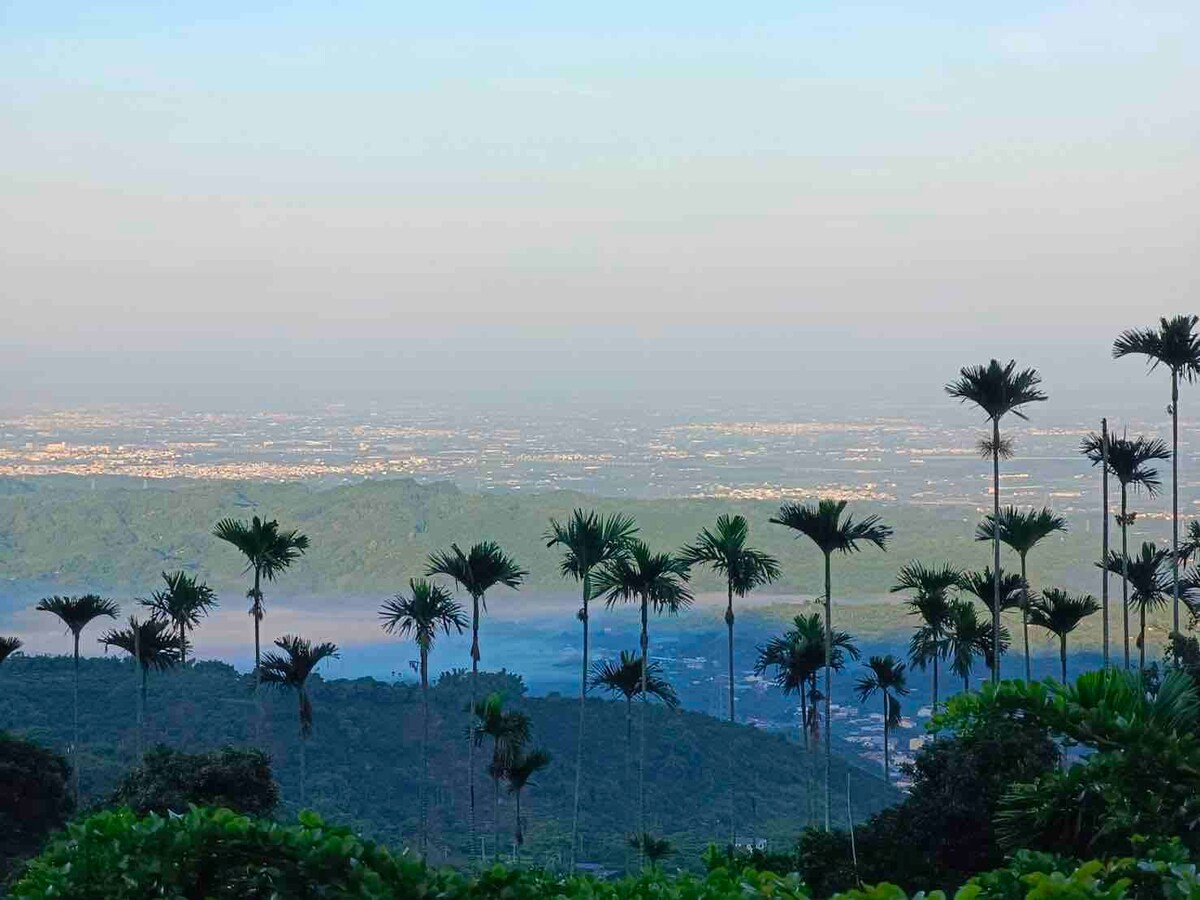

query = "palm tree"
[854,655,910,782]
[473,695,531,861]
[99,616,180,759]
[35,594,120,803]
[1115,315,1200,635]
[379,578,466,859]
[1100,543,1172,671]
[545,509,637,869]
[426,542,526,844]
[944,600,998,692]
[769,499,891,829]
[975,507,1069,680]
[957,566,1023,678]
[0,636,21,666]
[212,516,310,693]
[257,634,340,805]
[1027,589,1100,683]
[592,540,692,865]
[141,571,218,665]
[680,513,779,848]
[1081,432,1169,669]
[589,651,677,872]
[890,562,960,709]
[946,359,1048,681]
[505,746,551,862]
[628,832,673,869]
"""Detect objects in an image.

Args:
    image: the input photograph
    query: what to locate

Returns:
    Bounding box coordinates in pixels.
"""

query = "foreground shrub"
[0,733,74,883]
[107,744,279,818]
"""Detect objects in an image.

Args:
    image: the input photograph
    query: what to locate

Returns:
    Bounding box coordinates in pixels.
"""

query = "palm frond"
[770,499,892,556]
[379,578,466,652]
[0,636,22,665]
[545,509,638,581]
[946,359,1048,421]
[36,594,121,636]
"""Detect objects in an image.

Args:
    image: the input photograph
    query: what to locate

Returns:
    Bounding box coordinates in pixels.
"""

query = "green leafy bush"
[0,733,74,883]
[107,745,279,818]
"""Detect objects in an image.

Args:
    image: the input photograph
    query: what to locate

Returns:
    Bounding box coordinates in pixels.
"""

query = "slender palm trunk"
[468,593,480,851]
[1059,635,1067,683]
[493,756,501,863]
[72,632,81,804]
[570,572,589,870]
[1101,417,1110,667]
[1019,554,1031,681]
[638,595,648,869]
[253,567,263,743]
[299,726,307,805]
[1172,370,1181,635]
[726,579,736,850]
[881,695,889,782]
[931,655,938,710]
[823,552,833,831]
[137,667,146,760]
[624,696,633,876]
[991,418,1002,683]
[514,789,523,863]
[420,646,430,860]
[1121,489,1131,670]
[962,672,969,692]
[1139,602,1147,672]
[180,622,187,667]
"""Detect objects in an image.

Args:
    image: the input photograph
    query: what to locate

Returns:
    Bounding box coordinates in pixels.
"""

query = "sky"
[2,2,1198,407]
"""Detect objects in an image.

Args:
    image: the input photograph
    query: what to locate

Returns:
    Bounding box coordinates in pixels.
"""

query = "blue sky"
[3,2,1198,402]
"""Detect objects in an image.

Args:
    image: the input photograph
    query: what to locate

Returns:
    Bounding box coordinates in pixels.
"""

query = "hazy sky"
[3,2,1198,405]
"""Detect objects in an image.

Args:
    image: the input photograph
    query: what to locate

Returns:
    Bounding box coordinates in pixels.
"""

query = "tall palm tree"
[473,695,531,861]
[628,832,673,870]
[592,540,692,865]
[379,578,466,859]
[769,499,891,829]
[1027,589,1100,683]
[975,507,1068,680]
[589,651,678,873]
[957,566,1022,679]
[944,600,997,692]
[505,746,551,862]
[854,655,910,783]
[1115,315,1200,635]
[141,571,218,665]
[0,636,20,666]
[1100,543,1172,671]
[35,594,120,803]
[212,516,310,691]
[257,634,340,806]
[426,542,526,844]
[1081,432,1169,669]
[946,359,1047,681]
[99,616,180,759]
[890,562,960,709]
[545,509,637,869]
[680,513,779,848]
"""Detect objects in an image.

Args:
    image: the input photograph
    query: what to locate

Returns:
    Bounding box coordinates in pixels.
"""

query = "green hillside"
[0,655,899,869]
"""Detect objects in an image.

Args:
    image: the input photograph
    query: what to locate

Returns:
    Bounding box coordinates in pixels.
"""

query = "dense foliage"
[0,734,74,883]
[107,745,279,818]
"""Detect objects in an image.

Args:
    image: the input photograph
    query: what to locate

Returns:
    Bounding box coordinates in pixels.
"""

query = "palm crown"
[892,562,961,671]
[592,540,693,614]
[944,600,994,685]
[142,571,218,633]
[473,695,531,766]
[0,636,21,665]
[379,578,466,652]
[1113,315,1200,378]
[957,567,1025,614]
[679,514,781,596]
[754,614,860,690]
[945,359,1048,422]
[854,655,909,727]
[99,616,180,673]
[975,507,1068,558]
[589,651,679,706]
[545,509,637,583]
[505,747,551,794]
[426,542,527,603]
[258,635,340,736]
[1080,433,1169,493]
[1099,544,1173,613]
[770,499,892,557]
[36,594,120,638]
[1028,589,1100,641]
[213,515,310,584]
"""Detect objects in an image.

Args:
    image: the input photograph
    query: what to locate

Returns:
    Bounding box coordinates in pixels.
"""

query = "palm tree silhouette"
[379,578,466,859]
[770,499,890,829]
[99,616,179,759]
[956,566,1022,679]
[426,541,526,846]
[141,571,218,666]
[545,509,637,869]
[680,513,779,848]
[212,516,309,697]
[891,562,960,709]
[35,594,119,802]
[258,634,340,806]
[944,600,999,692]
[592,540,692,866]
[975,507,1068,680]
[1027,589,1100,682]
[627,832,672,869]
[946,359,1047,681]
[1114,315,1200,635]
[854,655,910,782]
[1100,543,1172,671]
[0,636,20,666]
[589,650,677,872]
[505,746,551,862]
[473,694,530,861]
[1081,431,1169,669]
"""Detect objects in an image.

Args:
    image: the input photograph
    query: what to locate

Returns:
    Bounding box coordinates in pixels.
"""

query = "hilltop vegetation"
[0,655,898,868]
